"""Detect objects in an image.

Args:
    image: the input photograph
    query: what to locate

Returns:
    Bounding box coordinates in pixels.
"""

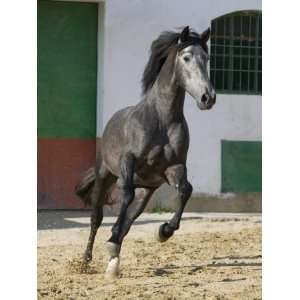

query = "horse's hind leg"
[105,187,156,278]
[156,164,192,242]
[83,166,116,263]
[83,205,102,263]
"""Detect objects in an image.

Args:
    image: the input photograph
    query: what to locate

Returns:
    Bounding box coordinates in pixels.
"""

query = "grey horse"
[75,26,216,277]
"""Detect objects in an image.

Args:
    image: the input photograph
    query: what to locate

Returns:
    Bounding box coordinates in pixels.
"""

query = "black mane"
[141,28,203,95]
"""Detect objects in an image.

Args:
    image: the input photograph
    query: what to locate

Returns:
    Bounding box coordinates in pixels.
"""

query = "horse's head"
[175,26,216,110]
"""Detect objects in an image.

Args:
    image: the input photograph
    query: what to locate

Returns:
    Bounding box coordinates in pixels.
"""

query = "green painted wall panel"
[222,140,262,192]
[38,0,98,138]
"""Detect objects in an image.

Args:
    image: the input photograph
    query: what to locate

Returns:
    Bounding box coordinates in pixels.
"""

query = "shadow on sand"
[37,210,202,230]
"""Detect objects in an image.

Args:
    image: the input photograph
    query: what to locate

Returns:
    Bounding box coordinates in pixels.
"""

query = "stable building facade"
[37,0,262,210]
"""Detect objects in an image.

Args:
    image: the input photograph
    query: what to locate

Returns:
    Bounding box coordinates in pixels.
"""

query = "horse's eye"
[183,56,191,63]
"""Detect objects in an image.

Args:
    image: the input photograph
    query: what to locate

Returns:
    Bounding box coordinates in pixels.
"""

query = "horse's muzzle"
[197,92,216,110]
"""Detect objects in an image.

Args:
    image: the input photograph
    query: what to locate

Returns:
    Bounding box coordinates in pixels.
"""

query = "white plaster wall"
[100,0,262,194]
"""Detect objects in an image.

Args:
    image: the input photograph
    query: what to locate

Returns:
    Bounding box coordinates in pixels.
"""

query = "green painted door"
[222,140,262,192]
[37,0,99,209]
[37,0,98,138]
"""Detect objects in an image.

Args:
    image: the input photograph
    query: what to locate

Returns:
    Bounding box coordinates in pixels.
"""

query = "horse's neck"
[149,81,185,124]
[146,53,186,124]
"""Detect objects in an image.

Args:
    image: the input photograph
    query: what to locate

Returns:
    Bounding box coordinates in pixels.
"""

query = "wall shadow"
[37,210,202,230]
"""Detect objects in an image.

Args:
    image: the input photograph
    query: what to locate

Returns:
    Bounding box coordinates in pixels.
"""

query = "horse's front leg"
[156,164,193,242]
[105,187,156,278]
[104,152,135,278]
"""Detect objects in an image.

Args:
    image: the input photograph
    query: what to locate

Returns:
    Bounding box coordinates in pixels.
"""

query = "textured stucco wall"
[99,0,262,194]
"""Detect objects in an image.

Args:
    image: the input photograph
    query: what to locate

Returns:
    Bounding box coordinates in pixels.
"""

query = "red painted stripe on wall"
[38,139,96,209]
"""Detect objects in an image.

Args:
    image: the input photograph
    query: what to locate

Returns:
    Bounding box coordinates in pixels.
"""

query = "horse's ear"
[179,26,190,43]
[200,27,210,44]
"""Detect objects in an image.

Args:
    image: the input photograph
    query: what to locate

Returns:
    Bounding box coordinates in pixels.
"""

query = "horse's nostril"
[201,94,208,103]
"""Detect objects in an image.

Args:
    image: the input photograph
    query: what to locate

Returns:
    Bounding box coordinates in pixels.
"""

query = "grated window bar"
[210,11,262,95]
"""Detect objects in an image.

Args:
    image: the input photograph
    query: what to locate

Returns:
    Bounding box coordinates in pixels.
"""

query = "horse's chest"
[133,144,175,186]
[134,124,187,186]
[146,143,176,167]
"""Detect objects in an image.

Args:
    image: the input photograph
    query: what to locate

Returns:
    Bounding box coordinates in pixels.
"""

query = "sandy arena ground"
[37,211,261,300]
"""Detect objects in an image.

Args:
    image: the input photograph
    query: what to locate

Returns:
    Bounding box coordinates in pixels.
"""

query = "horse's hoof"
[155,223,174,243]
[83,252,92,263]
[105,257,120,279]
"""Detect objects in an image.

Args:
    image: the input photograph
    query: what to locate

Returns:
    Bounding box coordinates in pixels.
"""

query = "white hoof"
[105,257,120,279]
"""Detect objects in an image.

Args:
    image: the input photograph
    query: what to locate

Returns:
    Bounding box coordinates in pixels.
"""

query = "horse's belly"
[133,159,171,188]
[133,172,165,187]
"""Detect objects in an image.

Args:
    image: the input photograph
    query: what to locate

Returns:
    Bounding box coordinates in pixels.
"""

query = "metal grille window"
[210,11,262,94]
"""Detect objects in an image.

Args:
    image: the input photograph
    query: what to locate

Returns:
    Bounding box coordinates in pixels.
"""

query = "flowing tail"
[75,155,118,206]
[75,167,96,206]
